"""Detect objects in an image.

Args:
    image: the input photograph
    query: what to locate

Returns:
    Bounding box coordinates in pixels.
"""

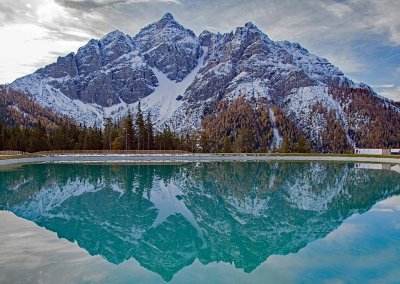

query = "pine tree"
[145,112,154,150]
[322,110,351,153]
[223,136,231,153]
[28,121,48,152]
[6,127,19,150]
[77,125,88,150]
[200,131,210,153]
[294,135,311,153]
[136,102,145,150]
[242,128,253,153]
[95,127,103,150]
[279,136,290,153]
[122,110,136,150]
[67,123,80,150]
[103,117,113,150]
[0,123,4,150]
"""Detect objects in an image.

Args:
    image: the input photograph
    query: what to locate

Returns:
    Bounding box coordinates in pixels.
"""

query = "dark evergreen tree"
[322,110,351,154]
[145,112,155,150]
[156,125,176,150]
[28,121,48,152]
[223,137,231,153]
[103,117,114,150]
[0,123,4,150]
[122,110,136,150]
[136,102,145,150]
[279,137,290,153]
[293,135,311,153]
[77,125,88,150]
[200,131,210,153]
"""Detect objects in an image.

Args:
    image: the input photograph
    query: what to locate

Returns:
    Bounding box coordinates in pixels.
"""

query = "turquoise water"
[0,162,399,283]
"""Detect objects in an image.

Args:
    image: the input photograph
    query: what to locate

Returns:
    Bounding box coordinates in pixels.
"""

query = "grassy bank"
[0,154,39,160]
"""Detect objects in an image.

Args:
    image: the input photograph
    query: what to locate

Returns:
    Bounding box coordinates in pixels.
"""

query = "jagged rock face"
[9,13,400,150]
[11,13,203,111]
[77,53,158,106]
[14,29,159,107]
[26,13,199,106]
[133,12,202,82]
[184,23,352,106]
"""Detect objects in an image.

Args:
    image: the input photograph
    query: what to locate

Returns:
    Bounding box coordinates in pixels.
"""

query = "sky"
[0,0,399,101]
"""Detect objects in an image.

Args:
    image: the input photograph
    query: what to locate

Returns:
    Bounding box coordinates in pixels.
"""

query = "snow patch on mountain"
[138,48,207,126]
[282,86,354,146]
[269,108,283,149]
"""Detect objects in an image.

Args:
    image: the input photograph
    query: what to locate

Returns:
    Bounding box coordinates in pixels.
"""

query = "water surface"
[0,162,399,283]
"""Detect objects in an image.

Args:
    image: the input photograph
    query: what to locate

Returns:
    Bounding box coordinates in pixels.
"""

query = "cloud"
[0,0,109,82]
[324,53,367,73]
[0,0,400,104]
[0,23,89,83]
[371,83,400,102]
[368,0,400,45]
[371,84,395,88]
[321,2,352,18]
[380,90,400,102]
[317,0,400,46]
[368,75,400,101]
[56,0,180,11]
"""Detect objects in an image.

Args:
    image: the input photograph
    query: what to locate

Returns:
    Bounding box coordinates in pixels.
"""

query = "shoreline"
[1,154,400,166]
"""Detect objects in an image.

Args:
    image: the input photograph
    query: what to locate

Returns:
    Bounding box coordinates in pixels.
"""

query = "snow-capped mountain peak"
[9,13,400,151]
[161,11,174,20]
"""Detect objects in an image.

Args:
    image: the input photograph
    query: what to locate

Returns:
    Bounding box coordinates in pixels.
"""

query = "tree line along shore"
[0,101,311,154]
[1,96,399,154]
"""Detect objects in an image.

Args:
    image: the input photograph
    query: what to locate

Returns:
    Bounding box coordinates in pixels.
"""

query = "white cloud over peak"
[0,0,399,101]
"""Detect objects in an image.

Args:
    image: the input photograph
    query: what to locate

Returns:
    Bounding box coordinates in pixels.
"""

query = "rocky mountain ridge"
[9,13,400,151]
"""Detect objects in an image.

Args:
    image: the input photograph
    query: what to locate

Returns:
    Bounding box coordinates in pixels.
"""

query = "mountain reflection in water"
[0,162,399,281]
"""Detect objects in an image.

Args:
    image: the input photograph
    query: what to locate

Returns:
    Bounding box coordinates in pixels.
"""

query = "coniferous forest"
[0,102,198,153]
[1,86,399,154]
[0,95,312,153]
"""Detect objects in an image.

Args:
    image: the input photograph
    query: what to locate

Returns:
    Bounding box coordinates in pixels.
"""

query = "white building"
[354,148,384,155]
[354,148,399,155]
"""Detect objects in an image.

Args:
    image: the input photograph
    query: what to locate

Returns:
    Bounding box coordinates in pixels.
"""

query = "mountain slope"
[0,85,68,128]
[9,13,400,151]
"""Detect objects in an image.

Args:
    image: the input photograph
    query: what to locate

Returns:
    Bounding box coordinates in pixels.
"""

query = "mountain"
[1,162,400,281]
[9,13,400,151]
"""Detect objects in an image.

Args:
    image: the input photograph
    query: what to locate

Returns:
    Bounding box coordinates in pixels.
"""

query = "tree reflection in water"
[0,162,399,281]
